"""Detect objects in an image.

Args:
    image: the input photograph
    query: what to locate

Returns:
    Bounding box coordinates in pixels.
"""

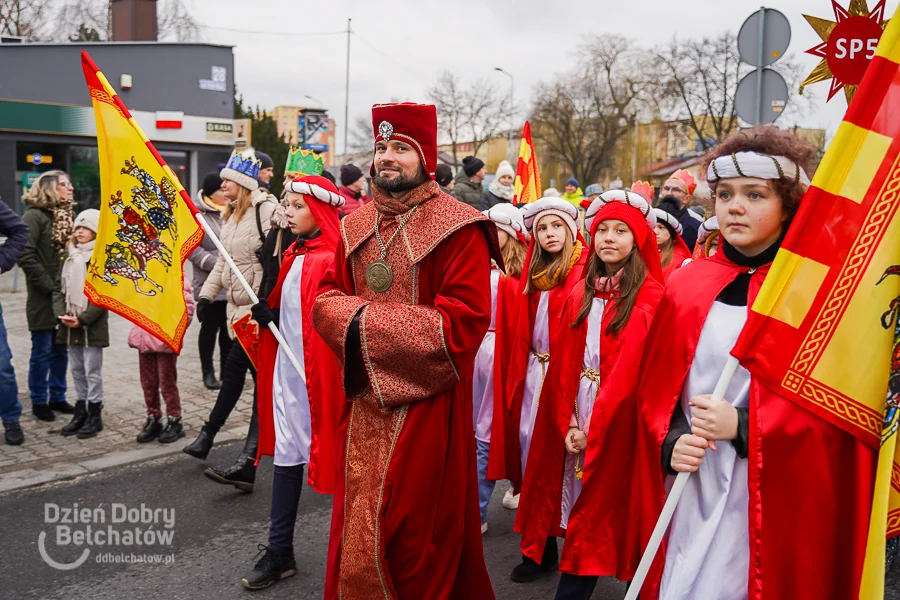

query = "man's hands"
[565,427,587,455]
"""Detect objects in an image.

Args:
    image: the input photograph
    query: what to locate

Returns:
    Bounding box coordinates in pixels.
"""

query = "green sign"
[22,172,40,189]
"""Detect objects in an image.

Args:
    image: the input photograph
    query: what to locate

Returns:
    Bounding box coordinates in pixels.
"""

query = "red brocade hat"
[370,103,438,180]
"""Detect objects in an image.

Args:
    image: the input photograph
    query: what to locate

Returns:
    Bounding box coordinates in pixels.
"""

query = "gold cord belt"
[530,350,551,409]
[572,367,600,480]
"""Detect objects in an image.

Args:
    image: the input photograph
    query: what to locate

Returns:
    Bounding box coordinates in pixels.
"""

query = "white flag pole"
[624,354,740,600]
[193,212,306,384]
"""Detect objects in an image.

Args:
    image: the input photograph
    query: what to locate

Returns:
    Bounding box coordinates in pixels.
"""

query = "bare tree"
[428,71,466,168]
[348,114,374,153]
[530,35,651,186]
[156,0,200,42]
[0,0,55,40]
[651,32,811,149]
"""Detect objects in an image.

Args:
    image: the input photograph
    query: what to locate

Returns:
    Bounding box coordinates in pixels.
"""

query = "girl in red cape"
[652,204,692,281]
[474,203,528,534]
[513,191,663,599]
[504,197,588,583]
[630,127,876,599]
[241,175,344,591]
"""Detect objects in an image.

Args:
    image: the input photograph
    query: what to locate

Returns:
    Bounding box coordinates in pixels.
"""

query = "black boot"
[182,428,215,460]
[76,403,103,439]
[510,537,559,583]
[61,401,87,436]
[4,421,24,445]
[136,415,163,443]
[158,417,185,443]
[241,545,296,590]
[203,454,256,492]
[32,403,56,422]
[203,371,221,390]
[49,400,75,414]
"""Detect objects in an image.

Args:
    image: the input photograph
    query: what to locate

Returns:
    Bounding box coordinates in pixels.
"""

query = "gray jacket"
[450,171,486,211]
[188,193,226,302]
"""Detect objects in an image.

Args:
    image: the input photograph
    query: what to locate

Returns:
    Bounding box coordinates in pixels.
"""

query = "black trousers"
[555,573,599,600]
[197,300,232,377]
[268,464,305,552]
[203,342,255,435]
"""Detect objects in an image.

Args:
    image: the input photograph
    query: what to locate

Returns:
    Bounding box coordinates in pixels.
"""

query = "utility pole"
[344,18,352,159]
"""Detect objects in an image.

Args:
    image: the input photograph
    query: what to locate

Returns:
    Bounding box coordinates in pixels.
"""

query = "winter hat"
[652,206,683,236]
[543,187,561,197]
[585,190,663,283]
[584,183,604,197]
[495,160,515,180]
[284,175,344,251]
[340,163,364,187]
[371,102,439,179]
[221,148,262,191]
[73,208,100,234]
[202,172,223,198]
[435,164,454,187]
[483,203,527,243]
[255,151,274,171]
[566,177,579,188]
[687,205,705,222]
[322,170,337,185]
[522,197,579,240]
[463,156,486,177]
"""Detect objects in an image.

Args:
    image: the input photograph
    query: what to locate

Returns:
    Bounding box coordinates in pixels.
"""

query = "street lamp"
[304,95,324,108]
[494,67,514,161]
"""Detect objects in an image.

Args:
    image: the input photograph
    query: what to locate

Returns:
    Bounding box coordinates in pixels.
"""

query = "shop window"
[69,146,101,212]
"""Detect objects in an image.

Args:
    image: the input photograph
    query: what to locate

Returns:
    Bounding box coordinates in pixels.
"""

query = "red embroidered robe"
[312,183,500,600]
[486,272,521,481]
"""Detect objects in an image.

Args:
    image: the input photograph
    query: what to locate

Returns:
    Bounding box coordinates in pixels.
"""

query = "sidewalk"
[0,268,254,493]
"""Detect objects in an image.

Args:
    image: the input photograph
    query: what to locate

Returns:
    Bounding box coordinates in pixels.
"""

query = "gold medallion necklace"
[365,206,419,294]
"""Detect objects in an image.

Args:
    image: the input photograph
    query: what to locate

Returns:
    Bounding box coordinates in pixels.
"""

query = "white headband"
[652,208,683,235]
[584,190,656,234]
[707,151,810,187]
[285,181,345,207]
[483,206,526,240]
[698,216,719,245]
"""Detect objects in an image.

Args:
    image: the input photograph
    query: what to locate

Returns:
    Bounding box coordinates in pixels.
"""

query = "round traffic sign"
[738,8,792,67]
[735,68,789,126]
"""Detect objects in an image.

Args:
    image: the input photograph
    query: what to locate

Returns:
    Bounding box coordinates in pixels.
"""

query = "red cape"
[501,240,588,490]
[256,237,344,495]
[629,253,876,599]
[661,235,692,281]
[516,276,663,565]
[486,272,522,481]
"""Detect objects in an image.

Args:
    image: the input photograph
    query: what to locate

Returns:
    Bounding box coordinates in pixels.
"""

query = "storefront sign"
[27,153,52,165]
[22,172,41,189]
[233,118,251,148]
[205,121,233,142]
[199,65,227,92]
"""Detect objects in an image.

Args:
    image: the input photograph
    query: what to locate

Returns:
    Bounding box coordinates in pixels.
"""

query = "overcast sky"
[195,0,899,153]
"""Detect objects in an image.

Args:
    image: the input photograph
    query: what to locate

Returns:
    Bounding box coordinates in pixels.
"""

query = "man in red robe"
[312,102,500,600]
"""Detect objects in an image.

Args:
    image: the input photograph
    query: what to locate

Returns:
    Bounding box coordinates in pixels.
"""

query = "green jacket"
[560,188,584,208]
[18,203,64,331]
[52,258,109,348]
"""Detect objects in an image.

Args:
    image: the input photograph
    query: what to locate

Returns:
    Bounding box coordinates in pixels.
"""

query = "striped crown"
[285,147,324,176]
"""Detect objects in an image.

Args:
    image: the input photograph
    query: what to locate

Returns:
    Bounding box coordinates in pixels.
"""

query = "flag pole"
[193,212,306,384]
[624,354,740,600]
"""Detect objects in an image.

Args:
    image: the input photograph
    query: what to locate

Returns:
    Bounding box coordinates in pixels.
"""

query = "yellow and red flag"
[81,51,203,353]
[731,7,900,597]
[232,313,260,371]
[513,121,541,205]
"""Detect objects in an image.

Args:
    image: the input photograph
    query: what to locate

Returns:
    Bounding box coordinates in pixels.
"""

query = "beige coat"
[200,188,277,335]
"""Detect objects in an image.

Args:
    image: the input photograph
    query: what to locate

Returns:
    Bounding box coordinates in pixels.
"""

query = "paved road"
[1,442,628,600]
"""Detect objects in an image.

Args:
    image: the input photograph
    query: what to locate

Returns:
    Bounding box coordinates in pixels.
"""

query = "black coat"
[0,199,28,273]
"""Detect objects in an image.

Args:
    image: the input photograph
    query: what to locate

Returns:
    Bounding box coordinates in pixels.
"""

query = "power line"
[351,31,426,79]
[199,25,346,37]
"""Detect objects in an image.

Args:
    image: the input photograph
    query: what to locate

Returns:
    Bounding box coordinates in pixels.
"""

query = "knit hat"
[495,160,515,180]
[73,208,100,234]
[584,183,604,197]
[483,203,527,242]
[340,163,364,187]
[463,156,486,177]
[585,191,663,283]
[371,102,438,179]
[255,151,274,171]
[435,164,454,187]
[522,197,579,240]
[566,177,579,188]
[202,172,223,198]
[221,148,262,191]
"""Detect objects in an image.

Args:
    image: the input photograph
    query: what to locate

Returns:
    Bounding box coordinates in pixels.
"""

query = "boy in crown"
[313,103,499,599]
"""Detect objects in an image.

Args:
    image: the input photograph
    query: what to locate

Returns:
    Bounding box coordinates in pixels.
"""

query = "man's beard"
[373,164,426,193]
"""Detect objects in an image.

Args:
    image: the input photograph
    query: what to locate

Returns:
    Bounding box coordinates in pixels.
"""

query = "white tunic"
[560,297,605,529]
[661,301,752,600]
[272,256,312,468]
[520,291,550,478]
[473,269,501,443]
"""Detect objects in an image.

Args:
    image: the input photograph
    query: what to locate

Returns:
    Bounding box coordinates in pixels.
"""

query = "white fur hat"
[74,208,100,234]
[483,203,526,240]
[495,160,516,180]
[542,187,561,197]
[522,197,579,239]
[652,208,683,235]
[698,216,719,245]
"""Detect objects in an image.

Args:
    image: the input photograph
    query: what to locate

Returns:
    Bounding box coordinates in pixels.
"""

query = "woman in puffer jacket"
[183,149,277,460]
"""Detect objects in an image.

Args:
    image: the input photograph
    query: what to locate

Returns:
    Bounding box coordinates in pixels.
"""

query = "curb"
[0,430,246,495]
